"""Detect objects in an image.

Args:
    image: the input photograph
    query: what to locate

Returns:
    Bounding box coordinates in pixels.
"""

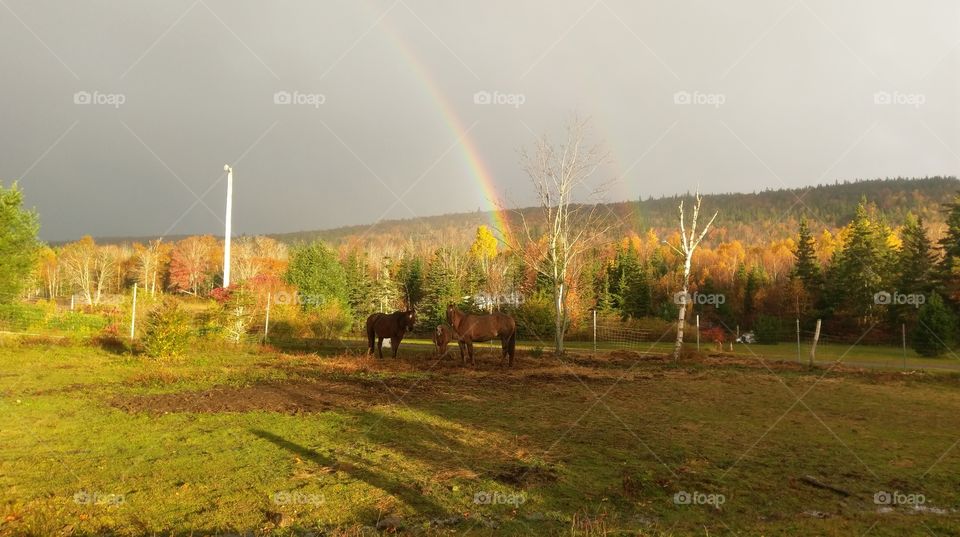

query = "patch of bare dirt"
[112,379,398,414]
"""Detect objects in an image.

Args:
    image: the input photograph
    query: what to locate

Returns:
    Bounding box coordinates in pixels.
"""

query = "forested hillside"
[272,176,959,249]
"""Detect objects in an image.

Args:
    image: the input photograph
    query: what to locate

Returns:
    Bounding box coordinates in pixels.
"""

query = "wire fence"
[0,289,938,367]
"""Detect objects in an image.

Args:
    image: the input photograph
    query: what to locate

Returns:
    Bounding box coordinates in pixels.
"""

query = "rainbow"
[359,2,514,246]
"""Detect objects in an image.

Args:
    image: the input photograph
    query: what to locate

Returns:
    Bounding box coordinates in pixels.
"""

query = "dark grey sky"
[2,0,957,241]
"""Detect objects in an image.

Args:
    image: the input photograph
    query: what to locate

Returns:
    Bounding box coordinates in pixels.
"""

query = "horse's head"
[445,304,458,326]
[404,310,417,329]
[433,324,451,356]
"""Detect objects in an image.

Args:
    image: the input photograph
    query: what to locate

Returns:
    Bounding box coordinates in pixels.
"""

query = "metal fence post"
[696,314,700,352]
[263,292,272,343]
[796,318,801,363]
[129,283,137,340]
[592,309,597,358]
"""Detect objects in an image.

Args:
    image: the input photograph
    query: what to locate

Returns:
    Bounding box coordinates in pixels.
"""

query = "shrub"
[912,293,957,357]
[307,303,352,340]
[217,285,256,343]
[753,315,782,344]
[142,298,193,358]
[512,297,555,341]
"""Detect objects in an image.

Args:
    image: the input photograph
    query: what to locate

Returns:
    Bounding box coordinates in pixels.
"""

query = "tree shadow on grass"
[248,428,446,516]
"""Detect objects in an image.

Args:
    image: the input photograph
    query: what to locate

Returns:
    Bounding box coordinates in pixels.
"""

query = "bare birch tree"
[514,117,611,355]
[671,192,718,362]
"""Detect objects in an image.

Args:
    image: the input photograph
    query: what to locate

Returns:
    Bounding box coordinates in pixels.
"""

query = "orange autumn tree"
[169,235,221,296]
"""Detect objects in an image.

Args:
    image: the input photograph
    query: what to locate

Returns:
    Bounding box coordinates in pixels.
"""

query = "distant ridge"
[82,176,958,248]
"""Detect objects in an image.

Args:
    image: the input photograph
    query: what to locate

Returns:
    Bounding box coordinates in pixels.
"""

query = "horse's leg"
[467,340,476,367]
[458,340,466,365]
[377,337,384,359]
[500,336,508,366]
[392,336,401,359]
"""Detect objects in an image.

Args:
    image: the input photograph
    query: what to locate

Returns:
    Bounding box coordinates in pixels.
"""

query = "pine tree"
[897,213,935,300]
[421,249,461,327]
[395,255,425,308]
[792,217,821,294]
[0,182,39,302]
[596,270,614,312]
[826,201,891,318]
[937,193,960,304]
[623,261,651,318]
[343,251,374,319]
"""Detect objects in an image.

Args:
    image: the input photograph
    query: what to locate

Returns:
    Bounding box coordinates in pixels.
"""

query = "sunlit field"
[3,336,960,536]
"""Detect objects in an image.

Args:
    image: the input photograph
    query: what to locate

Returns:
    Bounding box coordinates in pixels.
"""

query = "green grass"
[2,336,960,535]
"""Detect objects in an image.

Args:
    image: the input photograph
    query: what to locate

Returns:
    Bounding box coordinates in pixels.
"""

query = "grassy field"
[3,336,960,535]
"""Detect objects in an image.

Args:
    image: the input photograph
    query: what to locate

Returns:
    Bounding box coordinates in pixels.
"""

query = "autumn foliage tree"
[169,235,221,296]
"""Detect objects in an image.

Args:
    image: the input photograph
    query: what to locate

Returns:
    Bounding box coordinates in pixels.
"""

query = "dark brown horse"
[432,324,459,358]
[366,310,416,359]
[446,305,517,366]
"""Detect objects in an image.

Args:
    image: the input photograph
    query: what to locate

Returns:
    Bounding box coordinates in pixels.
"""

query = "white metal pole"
[130,283,138,340]
[592,309,597,357]
[223,165,233,288]
[696,314,700,352]
[796,318,801,363]
[902,323,907,370]
[264,292,272,343]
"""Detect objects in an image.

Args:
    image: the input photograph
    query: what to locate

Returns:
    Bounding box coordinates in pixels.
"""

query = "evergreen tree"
[395,255,425,308]
[792,217,821,294]
[622,261,651,318]
[373,260,401,313]
[285,242,349,313]
[826,201,891,318]
[894,214,936,321]
[937,193,960,304]
[912,293,957,357]
[343,251,374,318]
[421,249,462,327]
[0,182,40,302]
[596,270,614,312]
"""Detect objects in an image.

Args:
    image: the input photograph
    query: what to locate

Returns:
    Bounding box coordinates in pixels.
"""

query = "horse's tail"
[366,316,376,352]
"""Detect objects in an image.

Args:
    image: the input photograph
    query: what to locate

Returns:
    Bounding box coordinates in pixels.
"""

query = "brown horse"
[366,310,416,359]
[432,324,459,358]
[445,305,517,366]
